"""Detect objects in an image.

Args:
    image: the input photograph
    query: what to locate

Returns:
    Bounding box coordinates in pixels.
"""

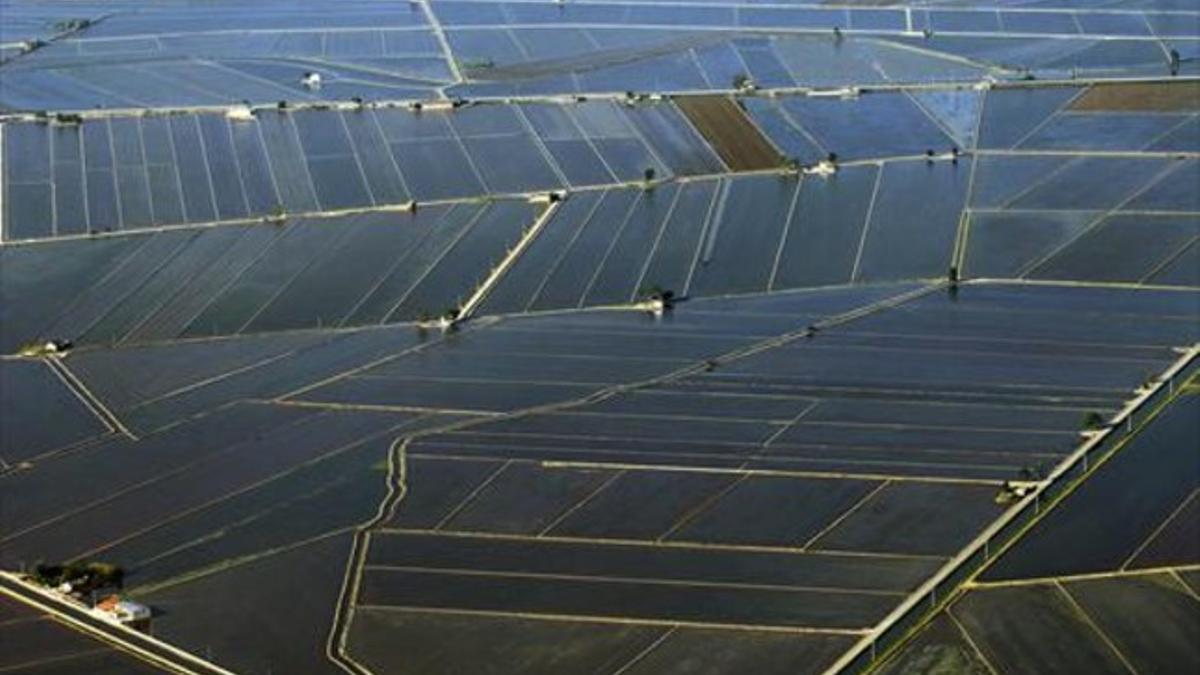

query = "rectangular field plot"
[436,461,617,535]
[545,470,739,540]
[845,285,1200,349]
[968,154,1194,216]
[801,398,1089,433]
[73,323,426,434]
[807,482,1003,556]
[1071,82,1200,112]
[1018,111,1194,153]
[975,81,1200,152]
[715,341,1150,396]
[675,95,781,171]
[1026,214,1199,285]
[0,7,444,112]
[0,359,110,464]
[688,174,799,297]
[873,613,995,675]
[1127,159,1200,213]
[384,282,1195,485]
[7,3,1200,673]
[138,531,354,675]
[772,164,878,289]
[668,475,882,548]
[346,607,853,675]
[0,597,165,674]
[963,210,1100,279]
[983,395,1200,581]
[853,160,966,282]
[94,434,400,587]
[1062,573,1200,674]
[581,388,815,421]
[615,627,852,675]
[1,407,412,565]
[1008,156,1172,212]
[0,199,547,348]
[1127,491,1200,570]
[884,567,1200,675]
[367,532,937,593]
[771,93,958,162]
[358,568,895,629]
[290,327,696,414]
[0,402,312,545]
[953,585,1165,675]
[292,284,901,414]
[0,99,727,242]
[360,527,940,631]
[411,433,759,469]
[346,607,664,675]
[478,169,958,316]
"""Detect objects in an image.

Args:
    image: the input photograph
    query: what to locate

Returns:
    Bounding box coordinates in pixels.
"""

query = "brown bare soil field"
[676,95,783,171]
[1070,81,1200,112]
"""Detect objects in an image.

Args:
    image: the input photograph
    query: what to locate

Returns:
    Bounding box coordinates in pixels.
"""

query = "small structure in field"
[95,595,152,630]
[301,72,323,90]
[226,105,255,122]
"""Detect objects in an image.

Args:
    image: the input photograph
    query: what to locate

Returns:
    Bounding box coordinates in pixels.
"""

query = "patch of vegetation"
[638,285,676,306]
[34,560,125,593]
[51,18,92,33]
[267,203,287,225]
[1081,410,1107,430]
[1018,462,1052,481]
[890,644,992,675]
[16,339,71,357]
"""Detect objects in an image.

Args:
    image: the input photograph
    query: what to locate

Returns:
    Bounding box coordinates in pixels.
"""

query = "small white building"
[301,72,323,90]
[96,595,152,627]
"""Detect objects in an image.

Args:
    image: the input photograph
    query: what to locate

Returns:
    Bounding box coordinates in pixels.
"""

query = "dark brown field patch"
[675,95,783,171]
[1069,81,1200,112]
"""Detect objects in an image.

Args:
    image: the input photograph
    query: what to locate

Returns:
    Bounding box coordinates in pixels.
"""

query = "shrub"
[1081,411,1107,430]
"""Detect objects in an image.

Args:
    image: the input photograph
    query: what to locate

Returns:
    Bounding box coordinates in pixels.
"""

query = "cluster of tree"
[52,18,92,33]
[33,561,125,594]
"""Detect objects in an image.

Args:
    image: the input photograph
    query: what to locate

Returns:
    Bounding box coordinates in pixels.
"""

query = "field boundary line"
[361,564,908,596]
[540,460,1005,486]
[966,562,1200,590]
[375,527,948,562]
[353,603,871,636]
